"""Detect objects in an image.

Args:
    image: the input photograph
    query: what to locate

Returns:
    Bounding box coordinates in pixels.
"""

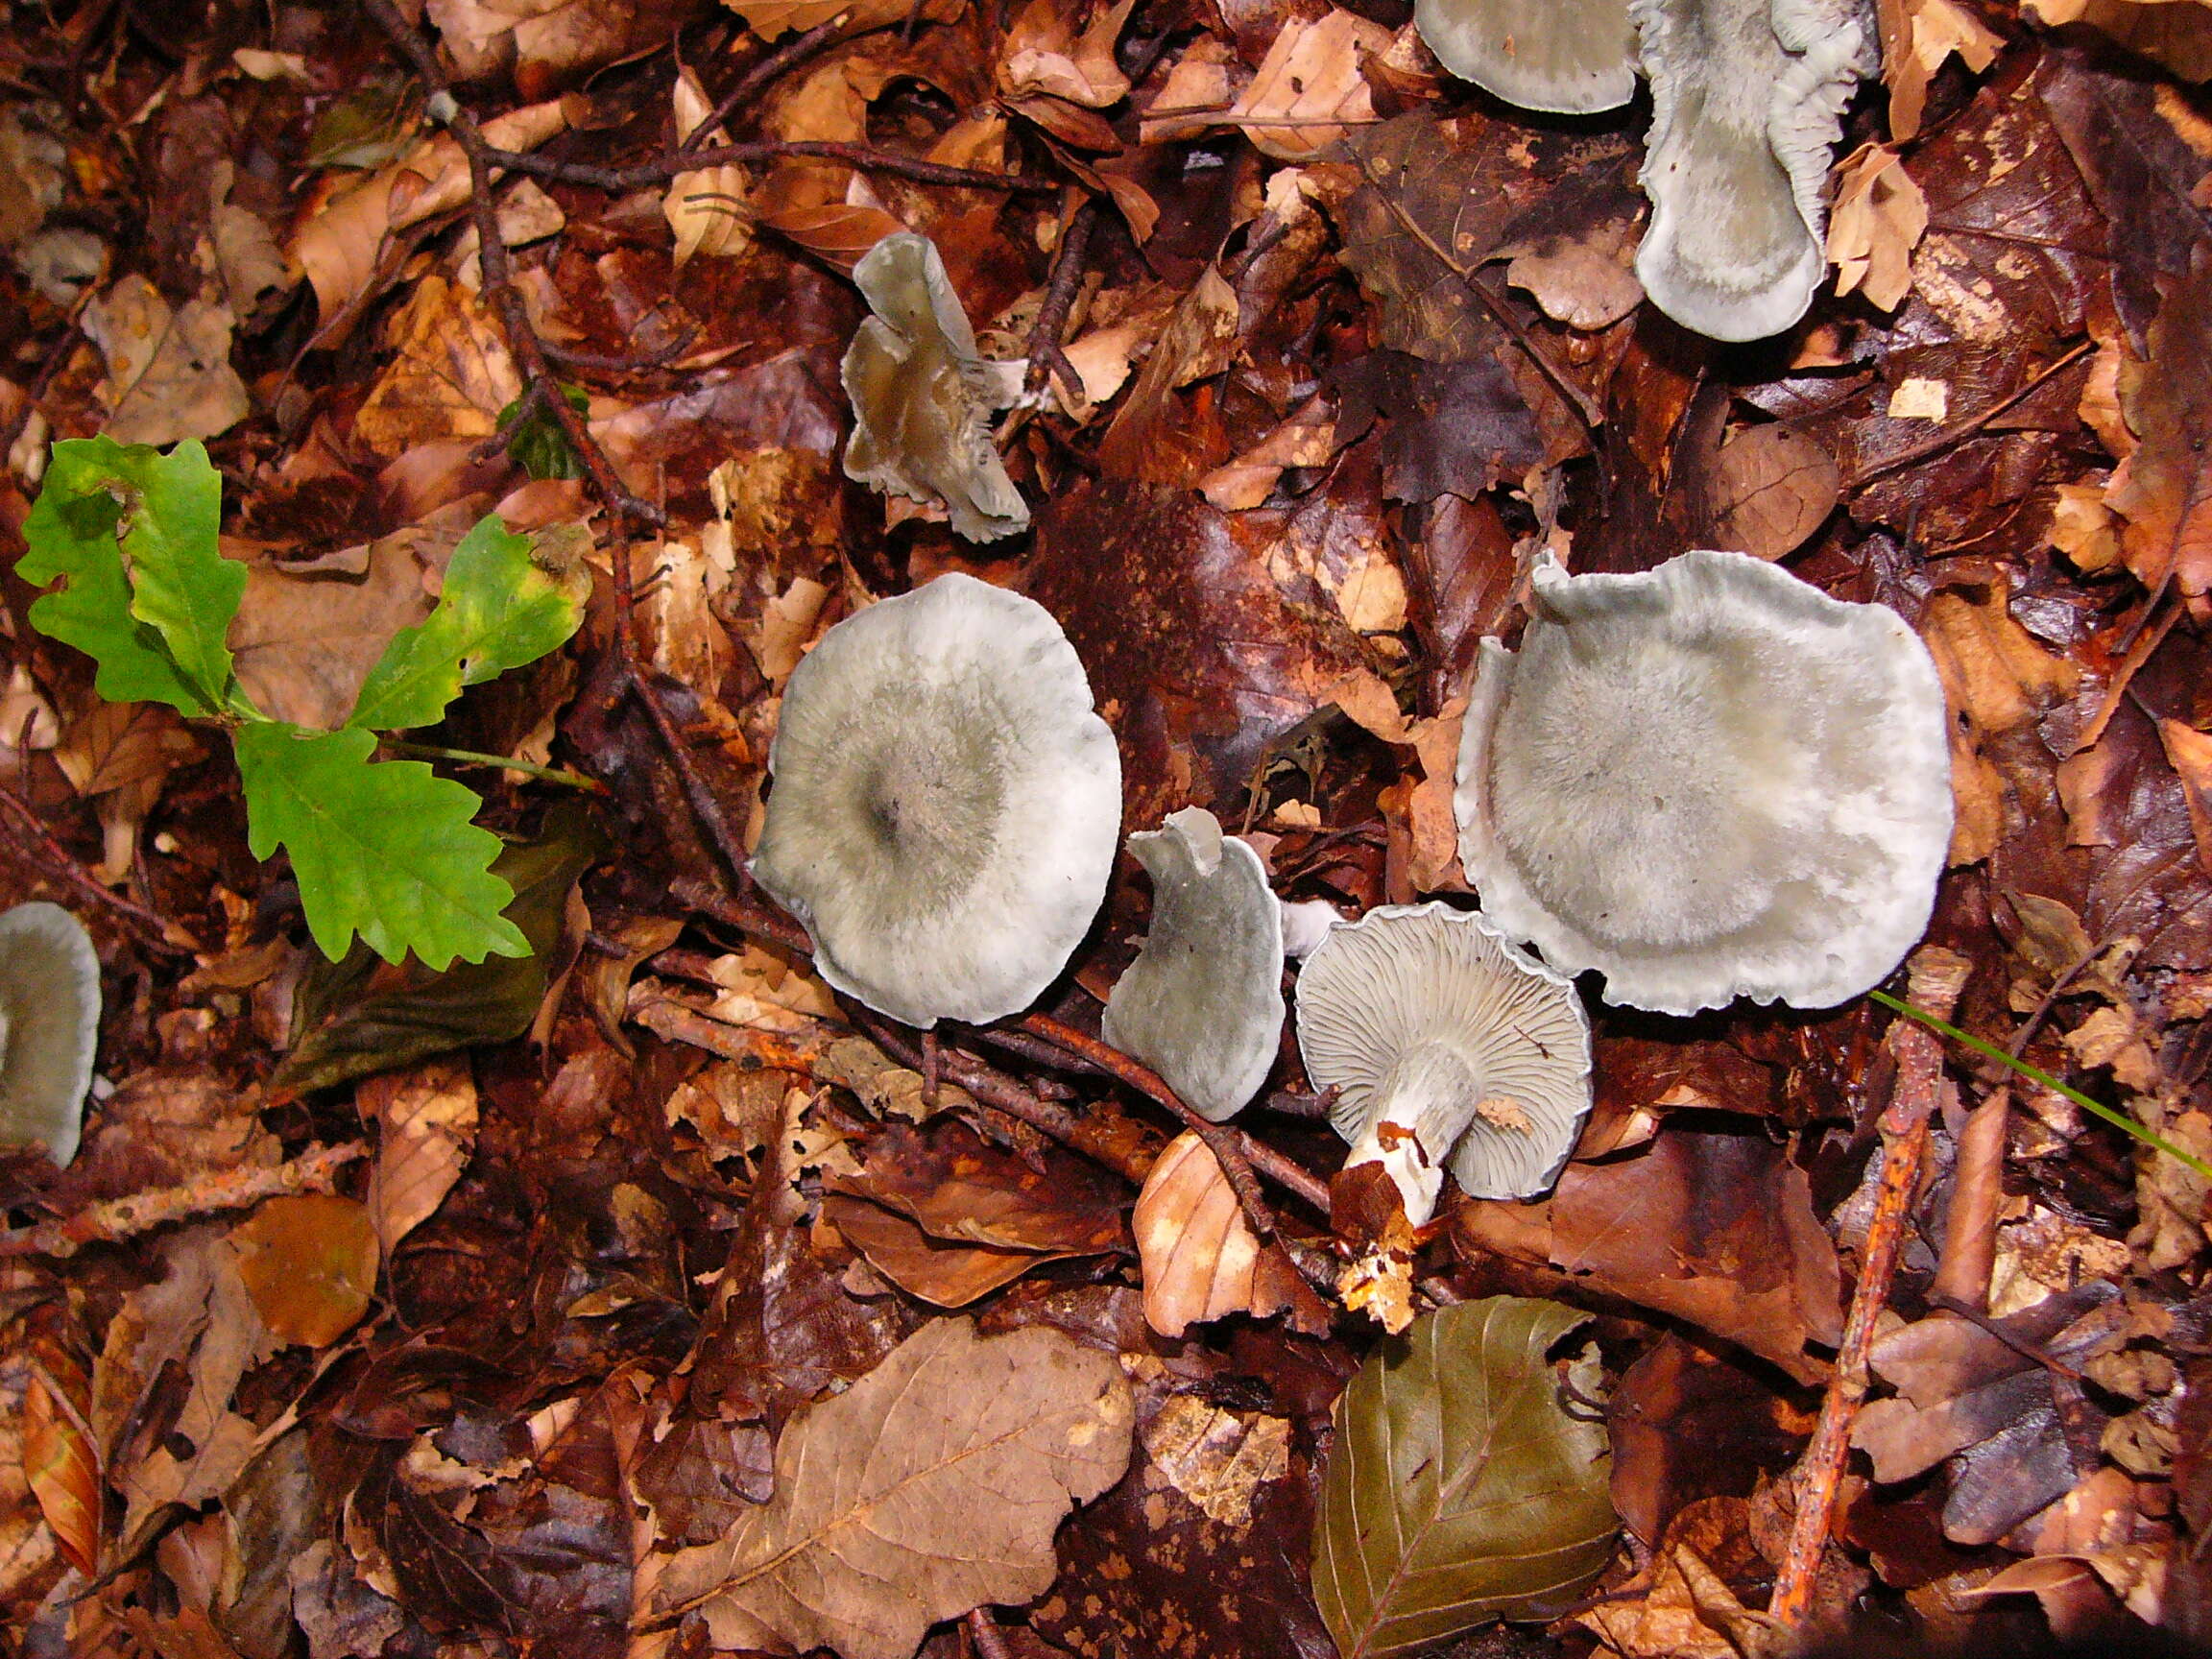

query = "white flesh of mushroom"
[1631,0,1874,342]
[1101,807,1284,1122]
[0,902,100,1167]
[1454,549,1952,1015]
[1295,902,1594,1224]
[751,573,1120,1027]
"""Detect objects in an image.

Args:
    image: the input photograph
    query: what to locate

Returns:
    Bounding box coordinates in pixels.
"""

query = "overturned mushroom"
[1632,0,1875,341]
[752,572,1120,1027]
[1102,808,1284,1122]
[1296,903,1593,1224]
[1414,0,1639,112]
[842,232,1030,542]
[0,902,100,1167]
[1454,549,1952,1016]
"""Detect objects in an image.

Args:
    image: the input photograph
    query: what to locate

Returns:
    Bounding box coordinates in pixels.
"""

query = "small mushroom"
[1413,0,1639,112]
[1102,808,1284,1122]
[1632,0,1876,341]
[0,902,100,1167]
[1453,549,1952,1016]
[842,232,1030,543]
[752,572,1120,1027]
[1295,902,1593,1223]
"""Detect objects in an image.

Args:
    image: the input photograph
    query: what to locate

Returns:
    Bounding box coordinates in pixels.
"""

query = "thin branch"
[481,139,1060,196]
[1,1141,369,1258]
[1845,339,2095,490]
[1025,199,1096,400]
[685,16,844,147]
[0,783,192,953]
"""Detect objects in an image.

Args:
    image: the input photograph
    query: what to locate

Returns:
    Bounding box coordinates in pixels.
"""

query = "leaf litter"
[3,3,2212,1658]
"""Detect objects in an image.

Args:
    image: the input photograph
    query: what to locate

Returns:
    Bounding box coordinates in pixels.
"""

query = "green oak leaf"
[18,436,246,714]
[1312,1296,1616,1657]
[347,514,588,733]
[234,722,530,970]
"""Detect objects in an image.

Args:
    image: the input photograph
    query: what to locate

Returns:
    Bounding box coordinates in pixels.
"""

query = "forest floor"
[3,0,2212,1656]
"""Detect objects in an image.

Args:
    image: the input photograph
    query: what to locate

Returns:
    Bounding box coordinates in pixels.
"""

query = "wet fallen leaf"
[230,1193,380,1347]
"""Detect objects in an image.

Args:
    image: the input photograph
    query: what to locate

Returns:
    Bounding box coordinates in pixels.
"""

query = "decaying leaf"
[1312,1296,1617,1655]
[651,1317,1134,1659]
[81,275,251,447]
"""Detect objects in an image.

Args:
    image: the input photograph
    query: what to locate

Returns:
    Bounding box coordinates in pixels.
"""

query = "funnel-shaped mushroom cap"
[1414,0,1639,112]
[0,902,100,1167]
[1454,549,1952,1015]
[1102,808,1284,1123]
[753,572,1120,1028]
[1296,903,1593,1220]
[842,232,1029,543]
[1631,0,1874,341]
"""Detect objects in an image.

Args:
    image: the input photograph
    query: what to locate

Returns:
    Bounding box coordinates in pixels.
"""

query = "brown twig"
[1769,953,1967,1626]
[685,17,844,147]
[1024,199,1096,400]
[1845,338,2096,490]
[1020,1012,1331,1223]
[0,783,192,953]
[0,1141,370,1258]
[481,139,1059,197]
[1347,149,1599,429]
[965,1608,1016,1659]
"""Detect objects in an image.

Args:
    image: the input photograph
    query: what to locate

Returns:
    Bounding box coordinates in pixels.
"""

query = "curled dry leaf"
[359,1056,479,1255]
[651,1317,1134,1659]
[1227,11,1392,162]
[1878,0,2005,141]
[667,67,752,267]
[1829,144,1930,313]
[1134,1131,1301,1337]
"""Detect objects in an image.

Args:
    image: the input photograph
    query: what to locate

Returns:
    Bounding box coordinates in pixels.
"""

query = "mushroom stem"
[1343,1040,1486,1227]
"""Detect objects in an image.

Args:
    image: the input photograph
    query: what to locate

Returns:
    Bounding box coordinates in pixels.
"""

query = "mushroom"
[1413,0,1639,112]
[1453,548,1952,1016]
[1295,902,1593,1223]
[1632,0,1876,341]
[842,232,1030,543]
[752,572,1120,1027]
[1101,807,1284,1122]
[0,902,100,1167]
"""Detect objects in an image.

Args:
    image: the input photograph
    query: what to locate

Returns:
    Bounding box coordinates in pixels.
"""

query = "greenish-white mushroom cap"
[1631,0,1874,341]
[1414,0,1639,112]
[0,902,100,1167]
[1454,549,1953,1015]
[1101,807,1284,1123]
[1295,903,1593,1221]
[752,572,1121,1028]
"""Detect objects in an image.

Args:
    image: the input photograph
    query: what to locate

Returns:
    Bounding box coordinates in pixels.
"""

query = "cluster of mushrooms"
[754,551,1952,1230]
[1414,0,1878,341]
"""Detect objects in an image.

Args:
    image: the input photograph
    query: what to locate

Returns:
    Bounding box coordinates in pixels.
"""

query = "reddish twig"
[1021,1012,1331,1223]
[1024,199,1096,400]
[965,1608,1015,1659]
[1769,951,1968,1626]
[0,1141,369,1258]
[0,782,192,953]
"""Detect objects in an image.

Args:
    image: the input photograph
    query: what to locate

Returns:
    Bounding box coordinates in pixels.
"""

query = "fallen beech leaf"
[2159,717,2212,877]
[425,0,689,98]
[2108,245,2212,601]
[22,1347,98,1576]
[1829,144,1929,312]
[1141,1393,1292,1529]
[998,0,1136,109]
[2023,0,2212,82]
[1313,1297,1617,1654]
[1134,1132,1303,1336]
[727,0,962,38]
[652,1317,1133,1659]
[818,1195,1048,1308]
[229,1193,380,1348]
[1698,421,1841,562]
[1228,11,1392,162]
[359,1057,478,1254]
[1198,397,1340,511]
[81,275,250,447]
[350,276,522,460]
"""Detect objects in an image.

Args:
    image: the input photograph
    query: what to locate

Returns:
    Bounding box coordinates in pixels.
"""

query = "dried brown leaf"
[1134,1132,1286,1336]
[1227,12,1391,162]
[1829,144,1930,312]
[230,1193,380,1348]
[22,1352,97,1576]
[652,1317,1133,1659]
[81,275,249,447]
[359,1057,478,1255]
